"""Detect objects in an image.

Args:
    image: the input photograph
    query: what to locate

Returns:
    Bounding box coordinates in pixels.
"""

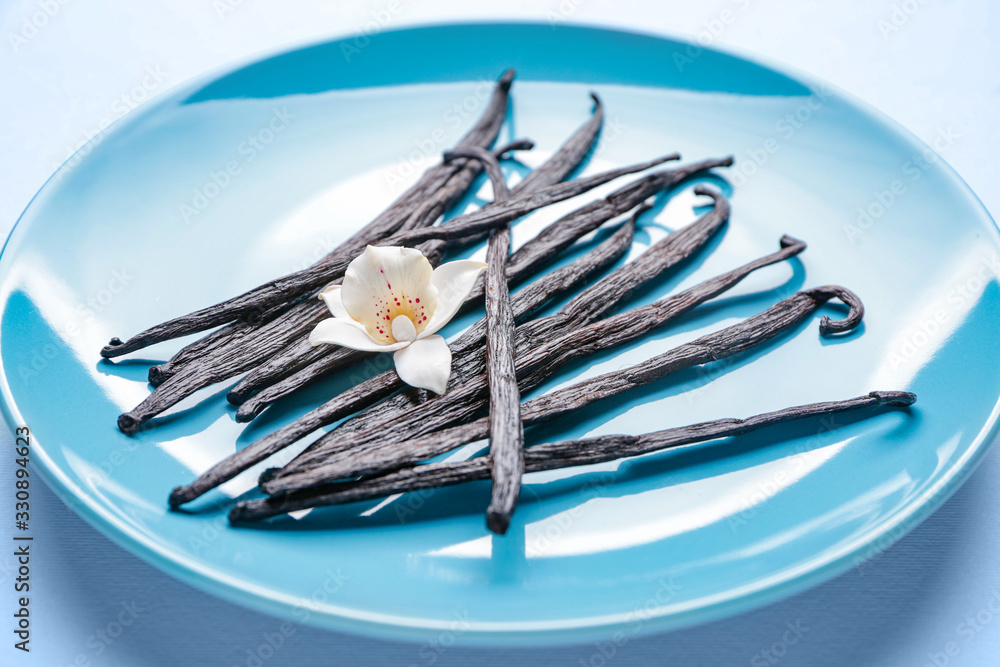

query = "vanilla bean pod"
[449,147,526,534]
[263,235,809,492]
[487,238,524,534]
[275,187,733,477]
[103,70,517,361]
[228,156,726,413]
[229,391,914,523]
[169,219,635,507]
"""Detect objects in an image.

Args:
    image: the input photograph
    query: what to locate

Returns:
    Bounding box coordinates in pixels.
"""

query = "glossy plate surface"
[1,24,998,643]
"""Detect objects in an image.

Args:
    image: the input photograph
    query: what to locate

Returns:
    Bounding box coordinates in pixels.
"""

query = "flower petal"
[421,260,488,337]
[309,317,409,352]
[393,334,452,394]
[318,285,349,318]
[341,245,438,342]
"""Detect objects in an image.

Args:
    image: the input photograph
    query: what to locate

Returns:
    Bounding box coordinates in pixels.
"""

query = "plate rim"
[2,21,999,644]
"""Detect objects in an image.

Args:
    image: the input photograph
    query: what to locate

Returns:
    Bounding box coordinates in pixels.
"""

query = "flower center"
[390,315,417,343]
[368,287,433,342]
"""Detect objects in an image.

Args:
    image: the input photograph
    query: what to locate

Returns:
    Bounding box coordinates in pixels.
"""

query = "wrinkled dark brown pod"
[274,186,734,480]
[449,147,526,535]
[168,220,636,508]
[263,234,813,494]
[228,391,915,523]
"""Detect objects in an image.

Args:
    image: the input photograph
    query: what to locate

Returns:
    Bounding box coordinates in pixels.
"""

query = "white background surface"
[1,1,998,665]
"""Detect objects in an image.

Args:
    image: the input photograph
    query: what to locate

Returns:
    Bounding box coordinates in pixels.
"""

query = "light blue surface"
[2,7,1000,665]
[2,23,999,648]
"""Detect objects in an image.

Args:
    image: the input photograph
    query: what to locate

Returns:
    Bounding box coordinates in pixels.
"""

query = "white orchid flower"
[308,245,487,395]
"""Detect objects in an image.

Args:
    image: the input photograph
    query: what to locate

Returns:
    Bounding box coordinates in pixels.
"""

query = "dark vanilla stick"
[229,391,914,523]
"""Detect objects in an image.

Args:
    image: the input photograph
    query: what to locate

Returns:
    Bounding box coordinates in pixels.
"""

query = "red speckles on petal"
[415,298,420,304]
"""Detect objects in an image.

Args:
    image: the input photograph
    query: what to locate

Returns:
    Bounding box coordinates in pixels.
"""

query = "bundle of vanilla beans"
[102,70,916,533]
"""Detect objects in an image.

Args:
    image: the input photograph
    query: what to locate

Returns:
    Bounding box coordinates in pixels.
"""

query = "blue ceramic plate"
[2,24,998,644]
